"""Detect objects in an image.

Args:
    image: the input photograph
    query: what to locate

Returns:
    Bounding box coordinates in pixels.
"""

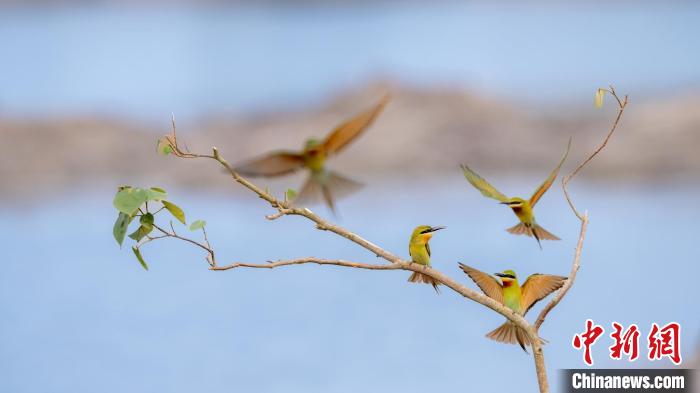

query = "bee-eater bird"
[234,95,389,213]
[408,225,445,293]
[460,138,571,249]
[459,263,566,352]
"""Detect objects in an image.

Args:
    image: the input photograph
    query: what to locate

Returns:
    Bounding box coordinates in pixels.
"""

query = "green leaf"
[157,134,176,156]
[113,187,149,215]
[132,247,149,271]
[113,212,132,247]
[145,188,168,202]
[595,88,606,108]
[189,220,206,231]
[286,188,297,201]
[161,200,186,224]
[128,225,152,242]
[139,213,154,227]
[128,213,154,242]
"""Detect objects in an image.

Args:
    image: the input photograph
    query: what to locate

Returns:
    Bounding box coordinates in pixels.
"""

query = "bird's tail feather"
[486,322,544,353]
[294,171,364,213]
[408,272,440,294]
[506,223,560,241]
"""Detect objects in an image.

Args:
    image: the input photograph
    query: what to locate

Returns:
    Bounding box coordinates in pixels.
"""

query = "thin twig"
[534,212,588,329]
[151,223,215,264]
[535,87,627,330]
[563,88,628,220]
[212,257,400,271]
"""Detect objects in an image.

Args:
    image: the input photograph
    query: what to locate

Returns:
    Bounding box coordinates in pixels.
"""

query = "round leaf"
[114,188,148,215]
[139,213,154,227]
[189,220,206,231]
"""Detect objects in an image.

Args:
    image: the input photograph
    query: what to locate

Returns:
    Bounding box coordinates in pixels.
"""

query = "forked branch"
[152,88,628,393]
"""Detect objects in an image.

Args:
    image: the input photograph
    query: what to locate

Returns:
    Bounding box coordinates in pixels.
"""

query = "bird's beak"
[499,202,509,205]
[428,226,446,233]
[494,272,506,277]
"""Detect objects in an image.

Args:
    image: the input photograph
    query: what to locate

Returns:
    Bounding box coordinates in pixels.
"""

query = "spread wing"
[460,165,509,202]
[321,95,389,156]
[234,151,305,177]
[520,274,567,314]
[458,263,503,304]
[529,137,572,206]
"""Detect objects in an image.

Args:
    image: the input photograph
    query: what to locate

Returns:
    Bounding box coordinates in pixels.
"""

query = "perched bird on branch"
[459,264,566,352]
[233,95,389,213]
[408,225,445,293]
[460,137,571,249]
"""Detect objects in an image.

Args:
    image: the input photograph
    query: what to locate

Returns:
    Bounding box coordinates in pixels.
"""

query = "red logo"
[648,322,682,365]
[572,319,605,366]
[609,322,640,361]
[572,320,682,366]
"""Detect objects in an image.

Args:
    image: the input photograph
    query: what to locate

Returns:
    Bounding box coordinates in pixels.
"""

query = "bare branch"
[150,223,216,266]
[563,87,628,220]
[211,257,401,271]
[535,87,628,332]
[534,211,588,329]
[213,254,531,328]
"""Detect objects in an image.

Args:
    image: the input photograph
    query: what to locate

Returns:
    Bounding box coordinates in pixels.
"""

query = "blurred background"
[1,1,698,392]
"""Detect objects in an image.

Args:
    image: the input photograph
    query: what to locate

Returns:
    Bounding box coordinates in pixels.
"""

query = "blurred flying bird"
[459,263,566,352]
[234,95,389,213]
[460,138,571,248]
[408,225,445,293]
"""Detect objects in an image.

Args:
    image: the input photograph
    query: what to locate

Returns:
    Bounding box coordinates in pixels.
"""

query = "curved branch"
[535,86,628,332]
[212,257,401,271]
[212,255,530,332]
[534,212,588,329]
[563,86,629,220]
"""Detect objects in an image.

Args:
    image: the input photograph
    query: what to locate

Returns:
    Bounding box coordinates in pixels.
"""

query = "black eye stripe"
[420,229,431,234]
[500,274,516,279]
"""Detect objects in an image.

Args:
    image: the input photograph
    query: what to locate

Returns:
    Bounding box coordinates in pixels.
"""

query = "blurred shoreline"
[1,83,698,203]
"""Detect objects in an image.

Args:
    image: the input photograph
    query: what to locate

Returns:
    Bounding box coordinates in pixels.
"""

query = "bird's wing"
[458,263,503,304]
[529,137,572,206]
[321,95,389,156]
[460,165,509,202]
[520,274,567,314]
[234,151,305,177]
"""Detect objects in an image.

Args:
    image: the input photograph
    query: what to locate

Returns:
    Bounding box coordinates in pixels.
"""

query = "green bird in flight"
[461,138,571,248]
[234,95,389,213]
